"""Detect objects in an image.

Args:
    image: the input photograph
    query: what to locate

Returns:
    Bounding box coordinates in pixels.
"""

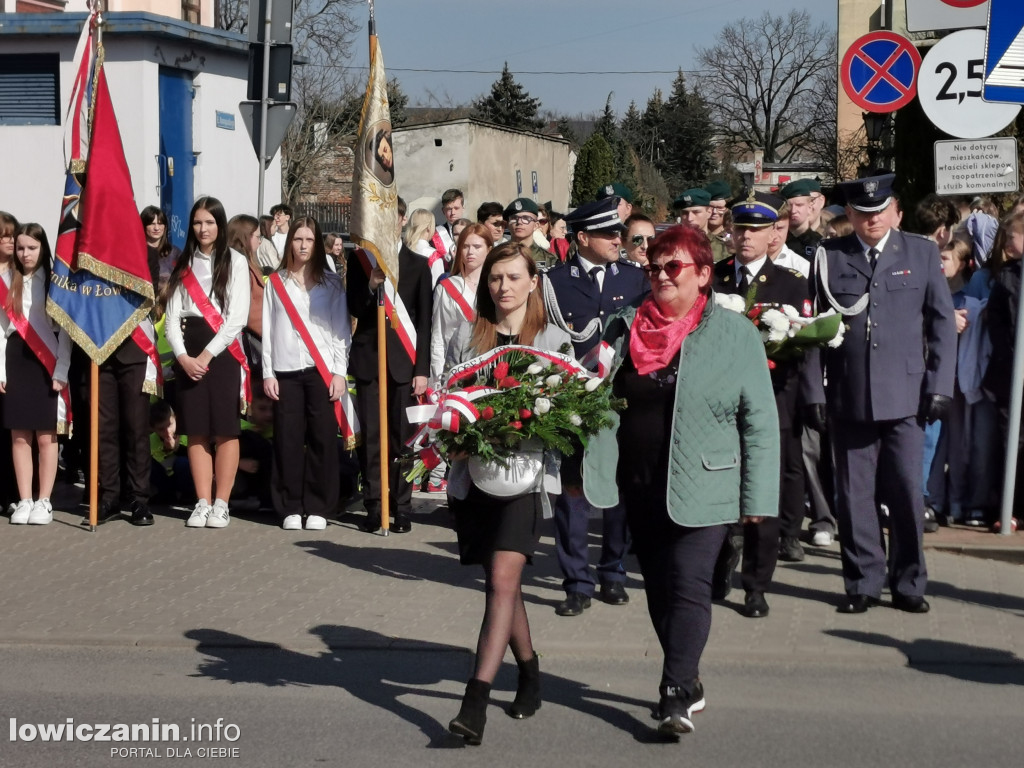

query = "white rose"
[714,293,746,313]
[526,363,545,375]
[545,374,562,388]
[569,413,583,427]
[584,376,603,392]
[534,397,552,415]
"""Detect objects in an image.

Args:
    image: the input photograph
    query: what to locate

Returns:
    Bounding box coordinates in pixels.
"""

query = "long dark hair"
[5,223,53,319]
[166,197,232,310]
[470,242,546,354]
[989,211,1024,280]
[227,214,260,266]
[140,205,173,261]
[280,216,330,285]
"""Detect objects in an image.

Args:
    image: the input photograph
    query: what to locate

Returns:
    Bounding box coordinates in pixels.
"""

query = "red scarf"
[629,293,708,376]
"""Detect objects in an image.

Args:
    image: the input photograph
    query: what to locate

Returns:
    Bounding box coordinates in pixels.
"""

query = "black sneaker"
[778,535,805,562]
[656,681,705,737]
[923,506,939,533]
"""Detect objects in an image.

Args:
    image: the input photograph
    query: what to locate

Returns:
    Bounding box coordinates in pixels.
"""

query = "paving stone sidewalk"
[1,491,1021,669]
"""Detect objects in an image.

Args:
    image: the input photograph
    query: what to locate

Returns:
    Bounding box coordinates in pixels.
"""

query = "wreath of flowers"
[406,344,624,480]
[714,292,844,366]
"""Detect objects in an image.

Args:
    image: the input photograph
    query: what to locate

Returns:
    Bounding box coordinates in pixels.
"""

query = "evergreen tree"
[590,93,637,198]
[471,63,544,130]
[659,70,715,191]
[572,133,615,206]
[620,100,643,152]
[387,77,409,127]
[556,116,580,148]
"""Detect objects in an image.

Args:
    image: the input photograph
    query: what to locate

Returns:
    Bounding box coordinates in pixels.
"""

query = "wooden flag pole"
[88,360,99,531]
[377,285,390,535]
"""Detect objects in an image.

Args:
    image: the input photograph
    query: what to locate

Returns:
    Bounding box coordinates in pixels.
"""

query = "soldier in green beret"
[705,180,733,262]
[780,178,824,262]
[673,188,729,263]
[503,198,556,270]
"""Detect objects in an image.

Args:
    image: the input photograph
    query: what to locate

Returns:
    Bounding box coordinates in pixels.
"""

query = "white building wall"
[392,122,472,215]
[0,30,280,242]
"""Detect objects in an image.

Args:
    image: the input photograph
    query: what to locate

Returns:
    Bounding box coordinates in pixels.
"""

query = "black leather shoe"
[778,535,805,562]
[360,514,382,533]
[741,592,770,618]
[923,506,939,533]
[837,594,881,614]
[555,592,591,617]
[82,501,122,526]
[599,582,629,606]
[390,514,412,533]
[892,593,930,613]
[129,500,154,527]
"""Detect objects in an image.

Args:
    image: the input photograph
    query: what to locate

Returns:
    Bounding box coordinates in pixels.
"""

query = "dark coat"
[714,257,809,426]
[544,254,648,359]
[982,259,1021,407]
[801,229,957,422]
[346,245,433,383]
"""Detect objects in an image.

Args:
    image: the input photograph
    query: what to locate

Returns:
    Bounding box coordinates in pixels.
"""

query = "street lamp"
[862,112,892,172]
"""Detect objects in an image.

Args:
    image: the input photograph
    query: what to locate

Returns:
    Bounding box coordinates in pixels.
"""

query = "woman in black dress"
[443,242,570,745]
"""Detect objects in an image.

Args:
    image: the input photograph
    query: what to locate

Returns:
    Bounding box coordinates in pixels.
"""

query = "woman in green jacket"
[583,224,779,738]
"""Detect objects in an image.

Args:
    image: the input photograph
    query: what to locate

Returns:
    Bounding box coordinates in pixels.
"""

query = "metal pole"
[997,285,1024,536]
[257,0,273,216]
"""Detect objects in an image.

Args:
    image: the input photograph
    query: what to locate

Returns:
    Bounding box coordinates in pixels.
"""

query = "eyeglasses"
[708,205,727,214]
[642,260,699,279]
[509,216,537,225]
[630,234,656,247]
[537,218,548,225]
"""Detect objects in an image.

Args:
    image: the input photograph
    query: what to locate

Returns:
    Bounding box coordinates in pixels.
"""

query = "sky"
[346,0,839,118]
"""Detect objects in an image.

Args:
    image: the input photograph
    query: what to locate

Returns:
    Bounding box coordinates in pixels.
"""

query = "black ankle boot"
[508,654,541,719]
[449,678,490,744]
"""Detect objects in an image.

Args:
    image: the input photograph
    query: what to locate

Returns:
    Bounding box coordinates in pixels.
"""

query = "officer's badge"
[609,263,619,276]
[758,274,767,283]
[570,266,580,278]
[514,201,523,212]
[864,180,878,195]
[604,185,614,196]
[683,195,692,205]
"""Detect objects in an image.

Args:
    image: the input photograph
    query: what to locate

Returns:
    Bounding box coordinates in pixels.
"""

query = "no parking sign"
[841,31,922,112]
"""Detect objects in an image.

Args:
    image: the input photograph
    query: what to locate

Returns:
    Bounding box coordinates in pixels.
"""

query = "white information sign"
[933,137,1019,194]
[906,0,989,34]
[918,29,1021,138]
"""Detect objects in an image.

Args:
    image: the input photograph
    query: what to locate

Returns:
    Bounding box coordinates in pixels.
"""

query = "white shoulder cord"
[541,275,603,343]
[813,245,869,317]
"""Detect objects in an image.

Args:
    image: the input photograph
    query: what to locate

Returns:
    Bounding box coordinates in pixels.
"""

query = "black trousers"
[271,369,339,519]
[354,373,415,518]
[98,356,151,506]
[832,416,927,598]
[625,492,728,687]
[0,392,14,507]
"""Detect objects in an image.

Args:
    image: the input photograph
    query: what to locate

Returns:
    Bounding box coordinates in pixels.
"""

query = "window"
[0,54,60,126]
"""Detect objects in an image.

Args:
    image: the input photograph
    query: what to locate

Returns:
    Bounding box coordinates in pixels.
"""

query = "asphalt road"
[1,646,1020,768]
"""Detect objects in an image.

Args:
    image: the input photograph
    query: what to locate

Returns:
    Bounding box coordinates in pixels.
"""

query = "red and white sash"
[354,247,418,366]
[131,319,162,396]
[427,231,448,286]
[268,273,360,447]
[440,276,475,323]
[181,267,251,411]
[0,272,72,433]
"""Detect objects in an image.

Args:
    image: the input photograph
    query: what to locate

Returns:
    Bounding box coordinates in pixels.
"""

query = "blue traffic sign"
[841,31,922,113]
[984,0,1024,104]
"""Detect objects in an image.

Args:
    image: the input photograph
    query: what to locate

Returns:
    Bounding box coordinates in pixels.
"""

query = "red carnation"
[481,406,495,420]
[767,360,776,370]
[520,408,532,419]
[494,361,510,380]
[498,376,520,388]
[510,420,523,430]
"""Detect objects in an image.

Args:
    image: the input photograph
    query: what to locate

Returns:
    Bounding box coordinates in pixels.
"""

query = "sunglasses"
[631,234,656,247]
[642,260,699,279]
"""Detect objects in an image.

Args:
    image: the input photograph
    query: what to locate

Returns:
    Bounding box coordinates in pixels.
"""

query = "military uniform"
[802,175,956,610]
[543,197,648,613]
[786,227,822,263]
[714,255,809,604]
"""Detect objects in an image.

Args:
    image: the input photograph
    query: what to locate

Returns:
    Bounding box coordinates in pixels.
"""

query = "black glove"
[804,403,828,433]
[919,394,952,424]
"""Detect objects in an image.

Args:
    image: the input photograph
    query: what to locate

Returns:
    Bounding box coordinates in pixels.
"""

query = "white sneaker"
[206,501,230,529]
[305,515,327,531]
[282,514,302,530]
[811,530,834,547]
[28,498,53,525]
[186,500,211,528]
[10,499,33,525]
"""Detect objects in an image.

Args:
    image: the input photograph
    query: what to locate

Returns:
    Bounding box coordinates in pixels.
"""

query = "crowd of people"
[1,175,1023,744]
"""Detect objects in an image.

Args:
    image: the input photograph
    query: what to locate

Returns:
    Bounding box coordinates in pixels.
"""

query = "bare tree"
[696,10,836,165]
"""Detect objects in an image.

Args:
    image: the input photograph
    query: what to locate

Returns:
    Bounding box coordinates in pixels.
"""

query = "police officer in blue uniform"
[712,193,810,619]
[543,196,648,616]
[802,174,957,614]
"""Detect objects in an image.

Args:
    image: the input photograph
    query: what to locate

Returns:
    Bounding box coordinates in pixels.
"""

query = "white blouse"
[261,270,350,378]
[429,274,476,383]
[164,248,251,359]
[0,269,72,384]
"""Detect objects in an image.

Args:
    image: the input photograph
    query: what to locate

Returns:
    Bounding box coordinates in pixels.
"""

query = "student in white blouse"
[262,217,350,531]
[164,197,250,530]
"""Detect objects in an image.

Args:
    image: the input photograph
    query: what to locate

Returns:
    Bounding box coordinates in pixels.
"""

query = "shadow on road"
[824,630,1024,684]
[184,626,657,747]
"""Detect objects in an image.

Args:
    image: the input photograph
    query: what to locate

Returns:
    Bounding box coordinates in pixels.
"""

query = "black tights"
[472,550,533,683]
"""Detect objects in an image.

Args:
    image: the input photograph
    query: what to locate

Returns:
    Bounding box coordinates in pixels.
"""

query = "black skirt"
[451,484,541,565]
[3,333,59,431]
[173,317,242,437]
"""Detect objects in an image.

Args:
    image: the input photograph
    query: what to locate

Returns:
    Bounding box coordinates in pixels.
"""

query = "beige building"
[392,118,572,216]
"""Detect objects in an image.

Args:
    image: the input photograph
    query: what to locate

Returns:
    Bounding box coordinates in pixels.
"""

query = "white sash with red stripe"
[268,272,360,447]
[0,271,72,434]
[131,319,162,396]
[181,267,251,412]
[355,247,418,366]
[440,276,475,323]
